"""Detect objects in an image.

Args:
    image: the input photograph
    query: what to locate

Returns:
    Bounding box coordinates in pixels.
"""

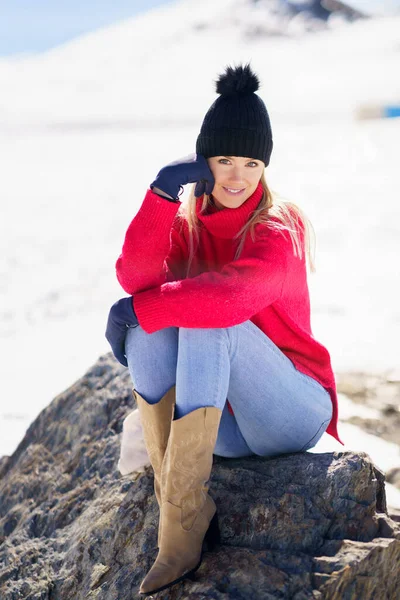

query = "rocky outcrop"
[0,354,399,599]
[336,370,400,447]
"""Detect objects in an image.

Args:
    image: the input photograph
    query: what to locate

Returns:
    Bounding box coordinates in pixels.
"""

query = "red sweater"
[116,183,342,444]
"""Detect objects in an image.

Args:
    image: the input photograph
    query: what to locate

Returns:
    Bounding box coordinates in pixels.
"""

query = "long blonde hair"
[178,172,316,278]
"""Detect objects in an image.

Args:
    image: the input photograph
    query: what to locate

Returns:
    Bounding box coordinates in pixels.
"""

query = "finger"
[115,350,128,367]
[205,179,214,195]
[113,341,128,366]
[194,180,205,197]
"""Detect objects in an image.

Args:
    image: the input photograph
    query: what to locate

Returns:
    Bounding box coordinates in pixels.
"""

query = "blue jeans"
[125,321,333,458]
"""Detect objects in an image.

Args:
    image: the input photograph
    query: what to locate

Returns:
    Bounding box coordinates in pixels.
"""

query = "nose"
[229,165,244,182]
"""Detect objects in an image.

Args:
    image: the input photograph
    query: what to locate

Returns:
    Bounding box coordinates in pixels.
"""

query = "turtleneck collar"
[196,182,264,239]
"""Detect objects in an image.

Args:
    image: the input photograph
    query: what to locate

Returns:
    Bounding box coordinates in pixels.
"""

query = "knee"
[178,326,228,345]
[126,325,178,352]
[125,325,178,387]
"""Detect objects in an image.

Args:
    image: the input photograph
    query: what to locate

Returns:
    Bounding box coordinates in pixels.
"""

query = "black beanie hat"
[196,64,273,166]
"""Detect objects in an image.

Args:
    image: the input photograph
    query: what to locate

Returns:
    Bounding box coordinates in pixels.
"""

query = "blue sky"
[1,0,399,57]
[0,0,173,56]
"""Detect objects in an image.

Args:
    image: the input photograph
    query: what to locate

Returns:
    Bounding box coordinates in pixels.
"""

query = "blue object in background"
[384,106,400,118]
[356,102,400,120]
[0,0,173,57]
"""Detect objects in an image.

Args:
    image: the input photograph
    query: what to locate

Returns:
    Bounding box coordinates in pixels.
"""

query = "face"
[207,156,264,210]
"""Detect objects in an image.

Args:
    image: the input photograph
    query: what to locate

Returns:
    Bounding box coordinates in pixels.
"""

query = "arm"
[115,189,181,294]
[151,186,178,201]
[115,154,214,293]
[163,221,190,282]
[133,228,291,333]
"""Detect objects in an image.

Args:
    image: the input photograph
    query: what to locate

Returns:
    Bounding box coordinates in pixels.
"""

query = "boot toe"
[139,560,172,594]
[139,557,199,595]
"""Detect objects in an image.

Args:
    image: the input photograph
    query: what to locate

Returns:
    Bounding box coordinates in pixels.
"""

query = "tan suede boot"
[134,386,176,547]
[139,406,222,596]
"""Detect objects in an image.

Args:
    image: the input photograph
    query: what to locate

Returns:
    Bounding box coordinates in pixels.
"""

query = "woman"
[105,64,342,596]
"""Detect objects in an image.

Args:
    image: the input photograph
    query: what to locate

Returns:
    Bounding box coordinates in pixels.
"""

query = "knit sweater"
[116,183,342,444]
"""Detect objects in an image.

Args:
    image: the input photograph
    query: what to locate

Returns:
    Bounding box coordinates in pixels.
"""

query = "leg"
[176,326,253,456]
[226,320,333,456]
[214,402,254,458]
[175,322,333,457]
[125,325,178,402]
[139,404,222,595]
[138,330,223,594]
[124,325,178,547]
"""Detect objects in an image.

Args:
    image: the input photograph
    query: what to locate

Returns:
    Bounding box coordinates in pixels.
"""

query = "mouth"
[222,187,246,196]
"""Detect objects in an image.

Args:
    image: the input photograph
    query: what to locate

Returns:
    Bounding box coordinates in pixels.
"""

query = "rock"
[386,467,400,489]
[335,371,400,445]
[389,507,400,523]
[0,354,399,599]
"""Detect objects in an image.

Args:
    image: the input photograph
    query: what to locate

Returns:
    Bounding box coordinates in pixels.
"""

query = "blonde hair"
[178,172,316,278]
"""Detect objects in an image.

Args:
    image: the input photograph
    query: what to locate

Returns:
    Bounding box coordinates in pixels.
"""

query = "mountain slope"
[0,0,399,126]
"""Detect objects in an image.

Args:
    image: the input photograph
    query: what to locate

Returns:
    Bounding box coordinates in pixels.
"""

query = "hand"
[150,153,215,200]
[105,296,139,367]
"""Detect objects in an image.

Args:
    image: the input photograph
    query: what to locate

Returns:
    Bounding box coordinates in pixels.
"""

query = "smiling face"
[207,155,264,210]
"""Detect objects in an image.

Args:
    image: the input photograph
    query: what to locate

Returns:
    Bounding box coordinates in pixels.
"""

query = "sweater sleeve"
[164,220,190,282]
[133,228,291,333]
[115,189,181,293]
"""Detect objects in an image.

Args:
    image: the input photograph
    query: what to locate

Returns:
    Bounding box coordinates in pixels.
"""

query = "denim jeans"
[125,320,333,458]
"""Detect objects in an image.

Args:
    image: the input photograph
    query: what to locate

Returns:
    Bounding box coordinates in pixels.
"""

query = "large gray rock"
[0,354,399,599]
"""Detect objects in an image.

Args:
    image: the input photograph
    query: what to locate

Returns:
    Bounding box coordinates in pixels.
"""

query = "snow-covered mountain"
[1,0,399,127]
[1,0,399,471]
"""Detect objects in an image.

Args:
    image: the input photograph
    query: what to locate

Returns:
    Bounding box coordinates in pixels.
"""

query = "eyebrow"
[224,156,255,160]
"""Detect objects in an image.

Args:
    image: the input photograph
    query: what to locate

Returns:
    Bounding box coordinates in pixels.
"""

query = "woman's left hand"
[105,296,139,366]
[150,154,215,200]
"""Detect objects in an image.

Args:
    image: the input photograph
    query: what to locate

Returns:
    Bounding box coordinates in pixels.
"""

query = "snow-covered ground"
[1,1,399,501]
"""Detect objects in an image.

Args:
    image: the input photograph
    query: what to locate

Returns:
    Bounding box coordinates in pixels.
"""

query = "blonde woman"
[105,64,342,596]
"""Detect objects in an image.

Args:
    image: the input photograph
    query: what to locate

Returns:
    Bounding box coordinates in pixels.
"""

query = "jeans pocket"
[300,418,331,452]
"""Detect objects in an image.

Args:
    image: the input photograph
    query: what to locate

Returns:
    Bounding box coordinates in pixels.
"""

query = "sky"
[1,0,399,57]
[0,0,173,56]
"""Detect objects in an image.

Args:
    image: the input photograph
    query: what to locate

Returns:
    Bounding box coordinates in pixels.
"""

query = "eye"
[247,161,258,167]
[218,158,231,165]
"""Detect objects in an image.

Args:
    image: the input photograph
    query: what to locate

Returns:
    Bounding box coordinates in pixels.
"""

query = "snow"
[343,0,400,15]
[1,0,399,506]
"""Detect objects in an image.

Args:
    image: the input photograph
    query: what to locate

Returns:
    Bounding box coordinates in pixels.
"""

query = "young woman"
[105,64,342,596]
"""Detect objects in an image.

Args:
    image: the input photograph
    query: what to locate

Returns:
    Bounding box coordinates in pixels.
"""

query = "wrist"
[151,186,180,203]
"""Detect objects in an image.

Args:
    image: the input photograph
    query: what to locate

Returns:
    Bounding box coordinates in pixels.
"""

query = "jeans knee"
[179,326,218,338]
[126,325,177,354]
[125,326,178,396]
[178,326,230,346]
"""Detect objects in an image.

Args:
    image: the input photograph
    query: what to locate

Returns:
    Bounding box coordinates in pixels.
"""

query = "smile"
[223,187,245,195]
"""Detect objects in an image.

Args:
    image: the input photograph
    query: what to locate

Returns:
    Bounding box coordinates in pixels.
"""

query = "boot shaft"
[161,406,222,527]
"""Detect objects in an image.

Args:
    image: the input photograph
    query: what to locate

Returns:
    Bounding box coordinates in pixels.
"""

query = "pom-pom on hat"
[196,64,273,166]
